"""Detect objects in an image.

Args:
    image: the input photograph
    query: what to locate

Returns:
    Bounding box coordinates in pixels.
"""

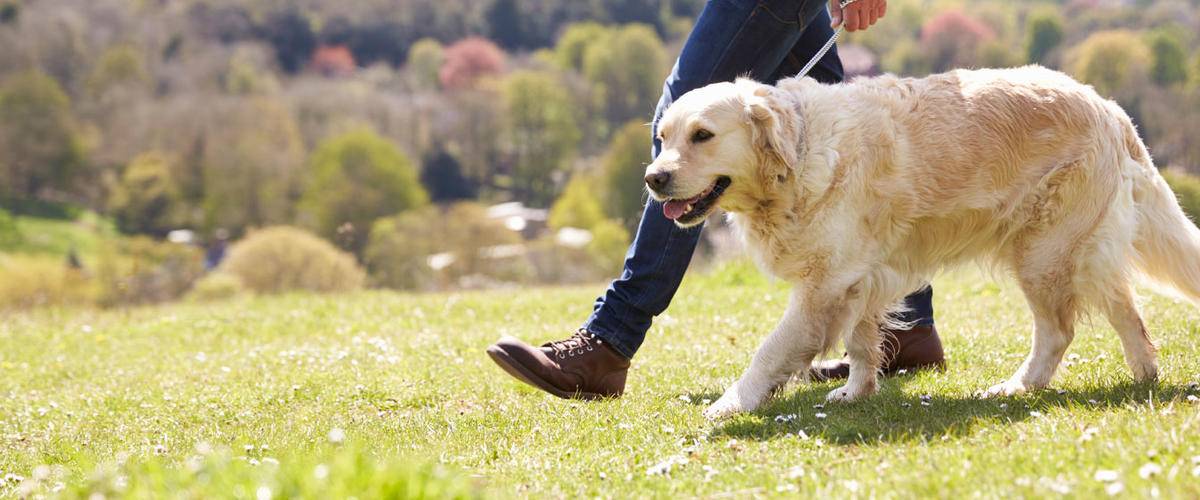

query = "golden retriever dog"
[642,66,1200,419]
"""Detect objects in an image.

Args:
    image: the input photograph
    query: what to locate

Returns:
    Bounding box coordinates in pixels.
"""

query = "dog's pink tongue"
[663,199,689,220]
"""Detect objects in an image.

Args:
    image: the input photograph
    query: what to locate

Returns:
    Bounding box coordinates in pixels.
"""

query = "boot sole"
[485,345,615,401]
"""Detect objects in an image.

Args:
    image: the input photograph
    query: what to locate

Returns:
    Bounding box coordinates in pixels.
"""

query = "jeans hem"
[581,317,636,360]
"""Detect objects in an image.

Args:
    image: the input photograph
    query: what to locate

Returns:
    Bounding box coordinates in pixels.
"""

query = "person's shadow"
[686,376,1194,445]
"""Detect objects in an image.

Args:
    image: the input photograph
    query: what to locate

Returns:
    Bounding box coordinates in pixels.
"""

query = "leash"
[795,0,861,78]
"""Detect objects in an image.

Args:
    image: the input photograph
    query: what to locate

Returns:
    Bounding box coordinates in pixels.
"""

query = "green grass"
[2,263,1199,498]
[1,212,117,258]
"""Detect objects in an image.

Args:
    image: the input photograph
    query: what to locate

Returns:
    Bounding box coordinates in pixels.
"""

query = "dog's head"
[645,79,800,227]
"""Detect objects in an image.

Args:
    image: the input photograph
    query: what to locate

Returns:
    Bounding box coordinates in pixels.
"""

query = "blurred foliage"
[548,174,606,231]
[302,127,428,253]
[439,37,506,90]
[108,152,183,236]
[220,226,365,294]
[406,38,445,90]
[600,120,651,229]
[420,146,476,202]
[502,70,580,206]
[586,218,631,272]
[94,236,205,307]
[185,271,245,302]
[0,70,86,199]
[365,202,524,290]
[1147,29,1188,87]
[0,207,19,247]
[1024,9,1063,66]
[0,253,93,310]
[1162,169,1200,224]
[921,10,995,73]
[581,24,667,134]
[1068,30,1150,98]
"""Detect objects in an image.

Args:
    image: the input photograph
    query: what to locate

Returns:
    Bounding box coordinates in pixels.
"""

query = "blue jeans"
[583,0,935,359]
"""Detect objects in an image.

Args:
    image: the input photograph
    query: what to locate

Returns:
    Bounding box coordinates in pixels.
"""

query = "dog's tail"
[1132,164,1200,304]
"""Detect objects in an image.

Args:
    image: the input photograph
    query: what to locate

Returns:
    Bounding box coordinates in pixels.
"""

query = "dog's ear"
[738,80,800,180]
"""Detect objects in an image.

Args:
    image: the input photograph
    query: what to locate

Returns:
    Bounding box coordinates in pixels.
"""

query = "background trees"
[301,127,428,254]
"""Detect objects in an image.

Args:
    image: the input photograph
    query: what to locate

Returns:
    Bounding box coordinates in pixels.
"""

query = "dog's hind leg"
[1100,285,1158,381]
[826,317,882,402]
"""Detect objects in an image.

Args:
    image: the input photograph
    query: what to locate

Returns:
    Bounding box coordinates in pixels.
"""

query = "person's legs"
[584,1,840,358]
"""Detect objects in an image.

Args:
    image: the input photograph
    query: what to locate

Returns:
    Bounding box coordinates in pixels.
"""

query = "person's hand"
[830,0,886,32]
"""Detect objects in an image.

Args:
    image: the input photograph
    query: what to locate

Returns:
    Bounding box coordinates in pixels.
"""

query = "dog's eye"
[691,129,714,143]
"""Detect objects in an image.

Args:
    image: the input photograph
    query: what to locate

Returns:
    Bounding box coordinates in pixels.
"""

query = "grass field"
[2,262,1199,498]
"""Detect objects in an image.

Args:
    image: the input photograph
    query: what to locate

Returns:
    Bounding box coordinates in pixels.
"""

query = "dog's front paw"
[825,383,876,403]
[703,387,746,420]
[980,380,1028,398]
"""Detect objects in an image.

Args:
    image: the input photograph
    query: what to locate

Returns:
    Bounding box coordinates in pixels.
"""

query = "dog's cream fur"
[645,66,1200,419]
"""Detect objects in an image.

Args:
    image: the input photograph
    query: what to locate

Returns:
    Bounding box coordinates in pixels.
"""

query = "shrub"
[94,237,206,306]
[0,254,94,309]
[586,219,631,272]
[365,203,525,290]
[185,272,245,302]
[1161,169,1200,224]
[1147,30,1188,87]
[108,152,183,236]
[0,207,19,248]
[301,127,428,254]
[220,226,365,294]
[548,174,606,231]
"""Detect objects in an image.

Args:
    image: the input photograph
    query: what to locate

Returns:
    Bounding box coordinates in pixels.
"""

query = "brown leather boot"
[486,330,630,400]
[810,324,946,380]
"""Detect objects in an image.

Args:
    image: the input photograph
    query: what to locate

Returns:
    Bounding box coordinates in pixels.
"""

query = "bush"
[0,254,94,309]
[94,237,206,306]
[600,120,650,229]
[220,226,365,294]
[1024,9,1063,66]
[1161,169,1200,224]
[548,174,606,231]
[365,203,525,290]
[185,272,245,302]
[108,152,183,236]
[586,219,631,272]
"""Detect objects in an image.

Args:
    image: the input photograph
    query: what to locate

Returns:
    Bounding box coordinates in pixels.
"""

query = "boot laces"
[547,329,597,360]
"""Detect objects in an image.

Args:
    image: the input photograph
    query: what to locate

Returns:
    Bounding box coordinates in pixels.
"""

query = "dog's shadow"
[685,377,1194,446]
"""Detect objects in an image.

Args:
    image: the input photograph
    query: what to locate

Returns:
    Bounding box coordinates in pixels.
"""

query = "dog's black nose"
[645,172,671,191]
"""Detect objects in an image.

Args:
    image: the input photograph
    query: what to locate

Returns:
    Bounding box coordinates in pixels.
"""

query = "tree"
[406,38,445,89]
[108,152,183,236]
[1024,10,1063,66]
[439,37,506,90]
[582,24,667,131]
[554,22,608,72]
[486,0,527,50]
[548,174,606,231]
[0,71,85,200]
[201,97,306,233]
[600,120,651,229]
[420,146,476,202]
[309,45,356,77]
[1068,30,1150,97]
[1148,30,1188,87]
[502,71,580,206]
[301,127,428,254]
[261,7,316,73]
[920,11,994,72]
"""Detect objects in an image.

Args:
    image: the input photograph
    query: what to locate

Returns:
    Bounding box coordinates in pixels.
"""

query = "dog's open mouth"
[662,176,731,224]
